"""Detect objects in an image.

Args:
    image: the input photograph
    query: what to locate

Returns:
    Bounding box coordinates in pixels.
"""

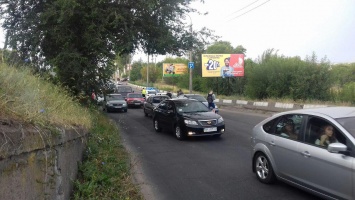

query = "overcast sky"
[185,0,355,64]
[1,0,354,64]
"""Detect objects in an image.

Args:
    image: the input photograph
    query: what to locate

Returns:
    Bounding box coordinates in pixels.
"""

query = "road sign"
[188,62,194,69]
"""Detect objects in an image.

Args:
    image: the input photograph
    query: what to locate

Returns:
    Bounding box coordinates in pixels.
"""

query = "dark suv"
[152,99,225,140]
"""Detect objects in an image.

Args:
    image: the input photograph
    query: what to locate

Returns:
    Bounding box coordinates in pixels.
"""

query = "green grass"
[0,63,142,199]
[72,111,143,200]
[0,63,92,128]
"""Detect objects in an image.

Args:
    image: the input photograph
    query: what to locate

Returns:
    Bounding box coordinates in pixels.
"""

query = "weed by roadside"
[72,110,143,200]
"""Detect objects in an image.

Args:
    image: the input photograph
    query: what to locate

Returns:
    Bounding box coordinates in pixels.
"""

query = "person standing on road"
[142,87,146,98]
[207,90,216,111]
[177,89,183,97]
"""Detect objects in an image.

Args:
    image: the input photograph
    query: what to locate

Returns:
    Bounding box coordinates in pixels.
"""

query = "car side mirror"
[167,109,174,114]
[328,143,347,154]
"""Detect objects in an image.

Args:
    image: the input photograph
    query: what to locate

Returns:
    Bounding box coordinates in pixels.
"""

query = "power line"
[228,0,271,22]
[227,0,260,17]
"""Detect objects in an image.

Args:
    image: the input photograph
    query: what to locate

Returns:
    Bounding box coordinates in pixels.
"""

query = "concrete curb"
[128,83,331,112]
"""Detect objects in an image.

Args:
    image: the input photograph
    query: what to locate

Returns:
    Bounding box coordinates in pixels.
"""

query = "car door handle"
[268,141,275,146]
[301,151,311,158]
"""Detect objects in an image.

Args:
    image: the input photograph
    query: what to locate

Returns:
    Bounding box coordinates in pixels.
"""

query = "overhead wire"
[227,0,260,17]
[227,0,271,22]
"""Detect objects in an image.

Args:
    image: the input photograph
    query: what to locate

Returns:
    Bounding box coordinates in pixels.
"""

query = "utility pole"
[187,15,193,94]
[147,54,149,87]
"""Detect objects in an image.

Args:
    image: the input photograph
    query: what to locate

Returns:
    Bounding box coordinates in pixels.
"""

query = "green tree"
[0,0,207,95]
[129,61,144,82]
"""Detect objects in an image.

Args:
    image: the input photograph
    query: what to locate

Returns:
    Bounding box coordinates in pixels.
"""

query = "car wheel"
[106,107,110,113]
[254,153,276,184]
[153,118,162,132]
[124,109,127,112]
[175,125,185,140]
[144,108,148,117]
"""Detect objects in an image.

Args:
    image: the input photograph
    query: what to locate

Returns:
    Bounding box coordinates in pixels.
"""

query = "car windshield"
[128,94,142,98]
[175,101,210,113]
[336,117,355,138]
[147,90,156,94]
[116,86,132,92]
[107,95,124,101]
[186,95,207,102]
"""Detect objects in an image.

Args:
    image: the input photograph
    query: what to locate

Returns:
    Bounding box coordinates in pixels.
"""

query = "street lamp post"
[186,15,193,94]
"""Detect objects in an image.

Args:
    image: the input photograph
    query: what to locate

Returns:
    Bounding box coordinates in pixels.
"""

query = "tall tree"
[0,0,206,95]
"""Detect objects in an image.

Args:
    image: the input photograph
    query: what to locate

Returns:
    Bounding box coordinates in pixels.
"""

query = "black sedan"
[152,99,225,140]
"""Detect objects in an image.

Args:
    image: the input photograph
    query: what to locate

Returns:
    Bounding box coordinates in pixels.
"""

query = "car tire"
[153,118,162,132]
[124,109,127,112]
[144,108,148,117]
[106,107,110,113]
[175,125,185,140]
[254,152,276,184]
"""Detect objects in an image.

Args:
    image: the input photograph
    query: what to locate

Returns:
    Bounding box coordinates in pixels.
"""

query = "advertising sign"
[202,54,245,77]
[163,63,188,77]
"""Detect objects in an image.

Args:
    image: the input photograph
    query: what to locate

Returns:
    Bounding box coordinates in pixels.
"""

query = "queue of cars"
[102,84,355,198]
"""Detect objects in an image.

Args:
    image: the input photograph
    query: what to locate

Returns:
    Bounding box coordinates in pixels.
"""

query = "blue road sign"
[188,62,194,69]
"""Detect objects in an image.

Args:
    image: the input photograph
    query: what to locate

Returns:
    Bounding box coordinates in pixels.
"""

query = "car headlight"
[184,120,198,125]
[217,117,224,123]
[123,103,127,106]
[108,103,113,106]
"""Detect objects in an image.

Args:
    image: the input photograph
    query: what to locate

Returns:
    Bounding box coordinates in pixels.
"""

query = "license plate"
[135,103,141,105]
[204,127,217,132]
[115,106,122,108]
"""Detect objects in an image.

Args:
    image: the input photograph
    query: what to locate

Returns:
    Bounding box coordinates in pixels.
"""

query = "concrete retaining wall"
[0,122,88,200]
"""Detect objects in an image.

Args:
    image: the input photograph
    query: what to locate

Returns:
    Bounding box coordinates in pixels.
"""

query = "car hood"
[181,111,221,120]
[107,100,126,104]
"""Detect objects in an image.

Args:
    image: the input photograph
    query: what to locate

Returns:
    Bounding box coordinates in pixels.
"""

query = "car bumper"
[183,125,225,137]
[127,102,143,106]
[107,106,127,112]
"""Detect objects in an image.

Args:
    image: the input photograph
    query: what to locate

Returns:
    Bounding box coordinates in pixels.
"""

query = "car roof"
[107,94,122,96]
[168,98,198,103]
[280,107,355,119]
[184,94,202,96]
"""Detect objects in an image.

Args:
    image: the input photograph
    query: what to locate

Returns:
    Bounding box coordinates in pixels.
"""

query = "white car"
[145,89,157,99]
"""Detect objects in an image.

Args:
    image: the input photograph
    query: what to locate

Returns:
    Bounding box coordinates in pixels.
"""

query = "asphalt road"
[105,105,320,200]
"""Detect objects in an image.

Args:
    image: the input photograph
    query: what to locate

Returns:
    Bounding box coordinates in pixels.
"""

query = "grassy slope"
[0,63,142,199]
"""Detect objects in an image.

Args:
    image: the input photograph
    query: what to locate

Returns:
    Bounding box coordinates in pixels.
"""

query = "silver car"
[103,94,127,113]
[251,107,355,200]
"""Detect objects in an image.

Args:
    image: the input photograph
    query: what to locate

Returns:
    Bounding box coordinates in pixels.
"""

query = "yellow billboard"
[163,63,188,77]
[202,54,245,77]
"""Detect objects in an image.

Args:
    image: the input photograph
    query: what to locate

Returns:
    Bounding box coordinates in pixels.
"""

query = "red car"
[125,93,145,108]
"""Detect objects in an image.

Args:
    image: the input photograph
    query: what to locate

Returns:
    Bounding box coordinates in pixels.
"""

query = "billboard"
[202,54,244,78]
[163,63,188,77]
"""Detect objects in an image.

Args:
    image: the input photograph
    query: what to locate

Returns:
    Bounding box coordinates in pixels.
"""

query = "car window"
[305,116,347,148]
[336,117,355,138]
[147,97,152,103]
[128,94,142,98]
[174,101,209,113]
[262,118,278,134]
[186,95,207,102]
[153,97,161,104]
[274,115,303,141]
[157,101,168,110]
[117,86,133,92]
[107,95,124,101]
